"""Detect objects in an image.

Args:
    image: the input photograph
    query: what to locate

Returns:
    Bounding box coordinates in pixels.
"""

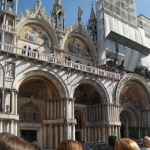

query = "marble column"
[66,99,69,119]
[14,0,18,14]
[95,126,98,141]
[60,99,64,118]
[72,124,75,140]
[116,126,118,138]
[65,123,69,140]
[72,99,75,119]
[84,126,87,142]
[54,101,56,119]
[10,90,15,114]
[60,124,64,142]
[92,127,94,142]
[50,101,53,119]
[47,101,50,119]
[88,126,90,142]
[1,31,5,50]
[54,124,58,149]
[99,105,101,121]
[0,119,2,133]
[15,90,19,115]
[98,126,101,141]
[138,128,141,140]
[0,88,5,113]
[15,121,18,136]
[112,126,114,134]
[10,120,14,134]
[108,126,111,138]
[3,13,6,24]
[57,100,59,119]
[43,125,47,149]
[102,126,105,142]
[118,126,121,140]
[49,124,53,149]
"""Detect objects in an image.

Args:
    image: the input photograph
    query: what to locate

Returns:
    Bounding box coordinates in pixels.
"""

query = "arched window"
[74,110,83,129]
[19,102,42,123]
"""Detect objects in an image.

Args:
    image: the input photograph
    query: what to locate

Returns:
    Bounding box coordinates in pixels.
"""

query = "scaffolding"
[102,0,137,27]
[138,14,150,38]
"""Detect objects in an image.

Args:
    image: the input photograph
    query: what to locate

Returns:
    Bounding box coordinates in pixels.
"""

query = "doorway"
[75,132,80,142]
[121,125,125,138]
[21,130,37,142]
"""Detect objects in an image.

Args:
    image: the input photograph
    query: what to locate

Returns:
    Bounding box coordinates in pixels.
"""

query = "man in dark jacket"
[104,135,118,150]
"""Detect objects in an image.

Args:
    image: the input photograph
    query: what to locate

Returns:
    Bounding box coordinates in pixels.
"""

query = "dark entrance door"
[121,125,125,138]
[75,132,80,142]
[21,130,37,142]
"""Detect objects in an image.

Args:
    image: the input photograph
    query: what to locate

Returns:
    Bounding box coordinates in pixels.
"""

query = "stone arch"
[120,107,138,127]
[16,18,58,47]
[12,68,69,98]
[74,107,86,123]
[71,77,109,104]
[61,32,97,63]
[115,74,150,106]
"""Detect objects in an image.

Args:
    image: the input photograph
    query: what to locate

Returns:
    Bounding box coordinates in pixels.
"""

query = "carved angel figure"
[20,12,24,19]
[25,8,30,17]
[33,5,37,13]
[78,7,83,19]
[37,0,42,9]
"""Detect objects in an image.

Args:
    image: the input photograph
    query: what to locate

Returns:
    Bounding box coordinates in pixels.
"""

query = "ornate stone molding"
[115,74,150,104]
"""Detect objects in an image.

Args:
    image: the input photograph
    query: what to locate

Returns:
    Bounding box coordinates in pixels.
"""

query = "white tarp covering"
[104,14,150,49]
[137,54,149,68]
[118,44,125,65]
[127,50,140,72]
[105,39,116,52]
[124,47,132,70]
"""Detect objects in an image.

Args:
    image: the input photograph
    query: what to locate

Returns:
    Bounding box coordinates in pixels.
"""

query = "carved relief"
[6,62,14,78]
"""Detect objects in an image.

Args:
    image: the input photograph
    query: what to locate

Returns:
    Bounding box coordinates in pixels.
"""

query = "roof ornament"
[37,0,42,9]
[78,6,83,25]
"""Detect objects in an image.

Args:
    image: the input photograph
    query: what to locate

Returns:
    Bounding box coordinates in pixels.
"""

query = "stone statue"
[30,9,33,15]
[25,8,30,17]
[7,1,13,12]
[20,12,24,19]
[44,14,48,19]
[78,6,83,24]
[33,5,37,13]
[69,25,72,31]
[48,16,52,24]
[41,6,46,15]
[37,0,42,9]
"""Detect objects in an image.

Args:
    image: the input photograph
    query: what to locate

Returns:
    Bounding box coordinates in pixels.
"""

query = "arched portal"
[18,76,60,147]
[120,108,138,139]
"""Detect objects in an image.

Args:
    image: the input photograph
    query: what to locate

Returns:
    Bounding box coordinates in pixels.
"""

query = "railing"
[82,142,143,150]
[1,23,18,32]
[0,42,120,80]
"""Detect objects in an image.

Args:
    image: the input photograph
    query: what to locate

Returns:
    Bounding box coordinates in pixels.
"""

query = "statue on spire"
[78,6,83,25]
[37,0,42,9]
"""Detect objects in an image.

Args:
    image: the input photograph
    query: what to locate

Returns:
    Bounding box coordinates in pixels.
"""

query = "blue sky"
[17,0,150,27]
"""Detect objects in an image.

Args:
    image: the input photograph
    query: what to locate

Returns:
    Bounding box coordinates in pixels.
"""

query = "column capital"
[48,124,53,127]
[10,119,14,123]
[54,124,59,127]
[43,124,47,127]
[0,88,6,91]
[59,123,64,126]
[15,90,19,94]
[10,89,16,92]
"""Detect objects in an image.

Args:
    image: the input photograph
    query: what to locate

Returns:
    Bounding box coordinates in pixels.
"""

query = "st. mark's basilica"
[0,0,150,149]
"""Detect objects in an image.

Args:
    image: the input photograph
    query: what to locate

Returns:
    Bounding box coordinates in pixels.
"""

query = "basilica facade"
[0,0,150,149]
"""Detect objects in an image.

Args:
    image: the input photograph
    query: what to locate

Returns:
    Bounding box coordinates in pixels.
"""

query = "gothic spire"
[89,2,96,23]
[53,0,63,8]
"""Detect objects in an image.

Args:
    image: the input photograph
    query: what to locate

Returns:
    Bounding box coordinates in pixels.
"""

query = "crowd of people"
[0,132,149,150]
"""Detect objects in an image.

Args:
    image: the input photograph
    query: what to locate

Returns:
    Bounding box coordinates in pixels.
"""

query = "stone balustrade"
[1,23,18,32]
[0,42,120,80]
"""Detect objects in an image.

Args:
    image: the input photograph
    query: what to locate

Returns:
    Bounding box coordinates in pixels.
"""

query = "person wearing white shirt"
[141,136,150,150]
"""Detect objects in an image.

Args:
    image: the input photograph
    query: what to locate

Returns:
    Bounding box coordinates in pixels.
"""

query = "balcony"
[1,23,18,33]
[0,42,120,80]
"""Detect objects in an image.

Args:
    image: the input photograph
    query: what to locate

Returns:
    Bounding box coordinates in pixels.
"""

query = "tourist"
[56,140,83,150]
[114,138,140,150]
[141,136,150,150]
[105,135,118,150]
[0,132,34,150]
[28,46,31,56]
[49,52,54,56]
[23,45,27,55]
[31,141,38,149]
[87,63,90,66]
[68,56,71,61]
